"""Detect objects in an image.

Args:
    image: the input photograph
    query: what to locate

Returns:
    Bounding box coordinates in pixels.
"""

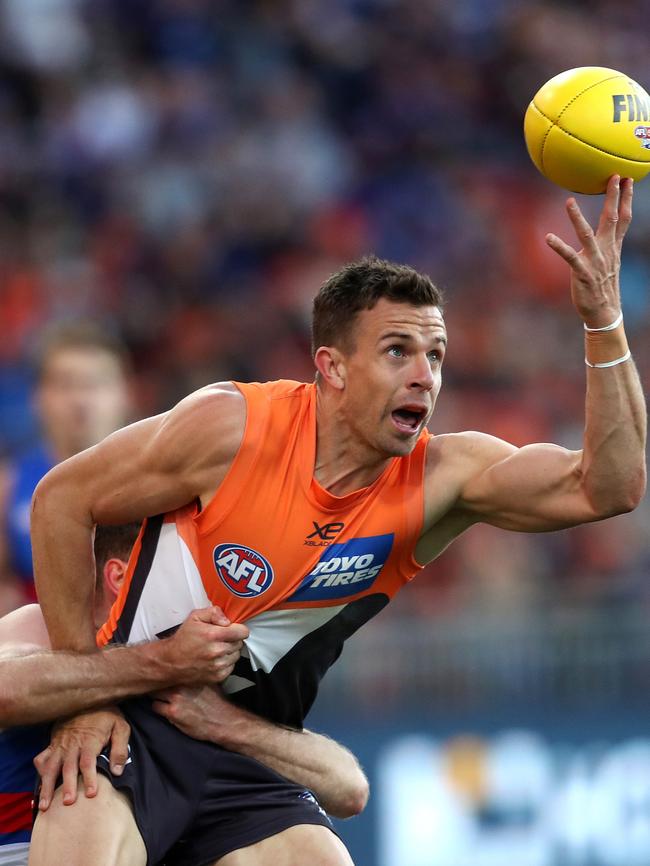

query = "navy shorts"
[96,697,335,866]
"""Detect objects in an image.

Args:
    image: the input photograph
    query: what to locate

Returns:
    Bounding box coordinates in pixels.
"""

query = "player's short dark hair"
[35,321,131,382]
[94,523,142,592]
[311,255,444,356]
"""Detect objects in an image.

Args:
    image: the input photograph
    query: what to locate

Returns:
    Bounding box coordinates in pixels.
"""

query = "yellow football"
[524,66,650,194]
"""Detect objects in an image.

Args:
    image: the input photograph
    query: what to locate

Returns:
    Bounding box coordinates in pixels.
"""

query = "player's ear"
[314,346,346,390]
[103,558,129,599]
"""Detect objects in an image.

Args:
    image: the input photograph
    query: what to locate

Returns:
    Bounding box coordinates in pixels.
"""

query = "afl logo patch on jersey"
[213,543,274,598]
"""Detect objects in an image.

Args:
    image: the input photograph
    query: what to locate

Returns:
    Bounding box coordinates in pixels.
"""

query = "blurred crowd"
[0,0,648,620]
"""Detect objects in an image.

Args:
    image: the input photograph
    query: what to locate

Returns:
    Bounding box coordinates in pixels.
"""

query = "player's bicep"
[89,412,196,523]
[459,441,596,531]
[34,383,244,527]
[33,413,178,527]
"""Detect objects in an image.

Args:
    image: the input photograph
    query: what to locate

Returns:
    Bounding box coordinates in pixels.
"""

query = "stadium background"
[0,1,649,863]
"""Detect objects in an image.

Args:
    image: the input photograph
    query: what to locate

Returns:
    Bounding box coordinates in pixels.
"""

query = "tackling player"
[0,527,367,866]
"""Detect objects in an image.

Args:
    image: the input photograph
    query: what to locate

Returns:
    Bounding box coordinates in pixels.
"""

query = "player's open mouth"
[391,406,427,434]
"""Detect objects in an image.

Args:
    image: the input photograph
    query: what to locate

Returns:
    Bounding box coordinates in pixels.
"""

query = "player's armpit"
[455,434,607,532]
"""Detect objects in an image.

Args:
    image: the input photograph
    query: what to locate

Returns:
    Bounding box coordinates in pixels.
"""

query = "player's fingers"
[218,638,244,655]
[616,177,633,241]
[193,605,230,626]
[150,699,170,718]
[78,748,98,798]
[150,687,174,702]
[35,749,62,811]
[566,198,598,253]
[545,234,590,278]
[206,640,243,673]
[221,622,249,642]
[214,656,239,678]
[33,745,52,774]
[217,646,242,664]
[108,718,131,776]
[596,175,621,238]
[61,748,81,805]
[215,663,237,683]
[209,605,231,626]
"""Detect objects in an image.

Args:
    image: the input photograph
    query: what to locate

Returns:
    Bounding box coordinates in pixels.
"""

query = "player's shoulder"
[156,379,307,468]
[235,378,309,402]
[178,381,246,413]
[158,382,246,451]
[0,603,50,656]
[426,431,517,475]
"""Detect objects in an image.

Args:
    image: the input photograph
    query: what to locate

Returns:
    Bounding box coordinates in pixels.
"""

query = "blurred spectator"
[0,323,132,612]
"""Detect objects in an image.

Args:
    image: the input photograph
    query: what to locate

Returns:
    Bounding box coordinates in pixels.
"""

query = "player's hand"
[34,706,130,811]
[162,605,249,685]
[545,174,633,328]
[151,685,237,741]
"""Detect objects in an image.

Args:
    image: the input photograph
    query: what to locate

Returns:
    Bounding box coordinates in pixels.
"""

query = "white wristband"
[585,349,631,368]
[583,311,623,332]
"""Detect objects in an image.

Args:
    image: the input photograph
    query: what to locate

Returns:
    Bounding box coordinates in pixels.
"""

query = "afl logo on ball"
[213,543,274,598]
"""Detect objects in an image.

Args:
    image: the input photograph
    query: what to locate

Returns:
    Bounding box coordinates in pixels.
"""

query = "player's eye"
[427,350,442,364]
[388,345,405,358]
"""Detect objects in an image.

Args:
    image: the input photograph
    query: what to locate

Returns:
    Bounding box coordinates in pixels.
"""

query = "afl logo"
[213,543,274,598]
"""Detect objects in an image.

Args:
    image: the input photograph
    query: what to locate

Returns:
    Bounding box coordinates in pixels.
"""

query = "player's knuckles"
[33,748,54,771]
[151,699,168,718]
[213,641,241,660]
[163,700,179,720]
[115,716,131,736]
[78,750,97,770]
[215,665,235,682]
[209,640,232,658]
[109,718,131,751]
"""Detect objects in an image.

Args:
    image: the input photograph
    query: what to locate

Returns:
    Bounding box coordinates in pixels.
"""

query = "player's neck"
[314,390,392,496]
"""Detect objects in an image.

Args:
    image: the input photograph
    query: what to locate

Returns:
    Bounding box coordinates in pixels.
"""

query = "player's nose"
[408,354,435,391]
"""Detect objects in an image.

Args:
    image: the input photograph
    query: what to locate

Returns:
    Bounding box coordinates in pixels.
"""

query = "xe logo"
[213,543,274,598]
[306,521,345,541]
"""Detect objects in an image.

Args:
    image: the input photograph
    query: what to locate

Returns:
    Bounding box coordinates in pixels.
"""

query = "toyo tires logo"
[288,534,394,602]
[213,543,274,598]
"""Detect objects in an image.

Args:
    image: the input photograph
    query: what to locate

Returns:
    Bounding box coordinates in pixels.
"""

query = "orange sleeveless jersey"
[98,380,430,725]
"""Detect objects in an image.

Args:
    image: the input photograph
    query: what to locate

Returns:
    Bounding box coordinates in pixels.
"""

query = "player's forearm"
[0,642,183,727]
[581,326,647,514]
[212,711,368,818]
[31,467,97,651]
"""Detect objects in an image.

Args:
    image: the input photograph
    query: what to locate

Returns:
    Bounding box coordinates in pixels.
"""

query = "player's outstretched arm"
[31,383,246,652]
[452,176,646,532]
[152,685,369,819]
[0,604,248,727]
